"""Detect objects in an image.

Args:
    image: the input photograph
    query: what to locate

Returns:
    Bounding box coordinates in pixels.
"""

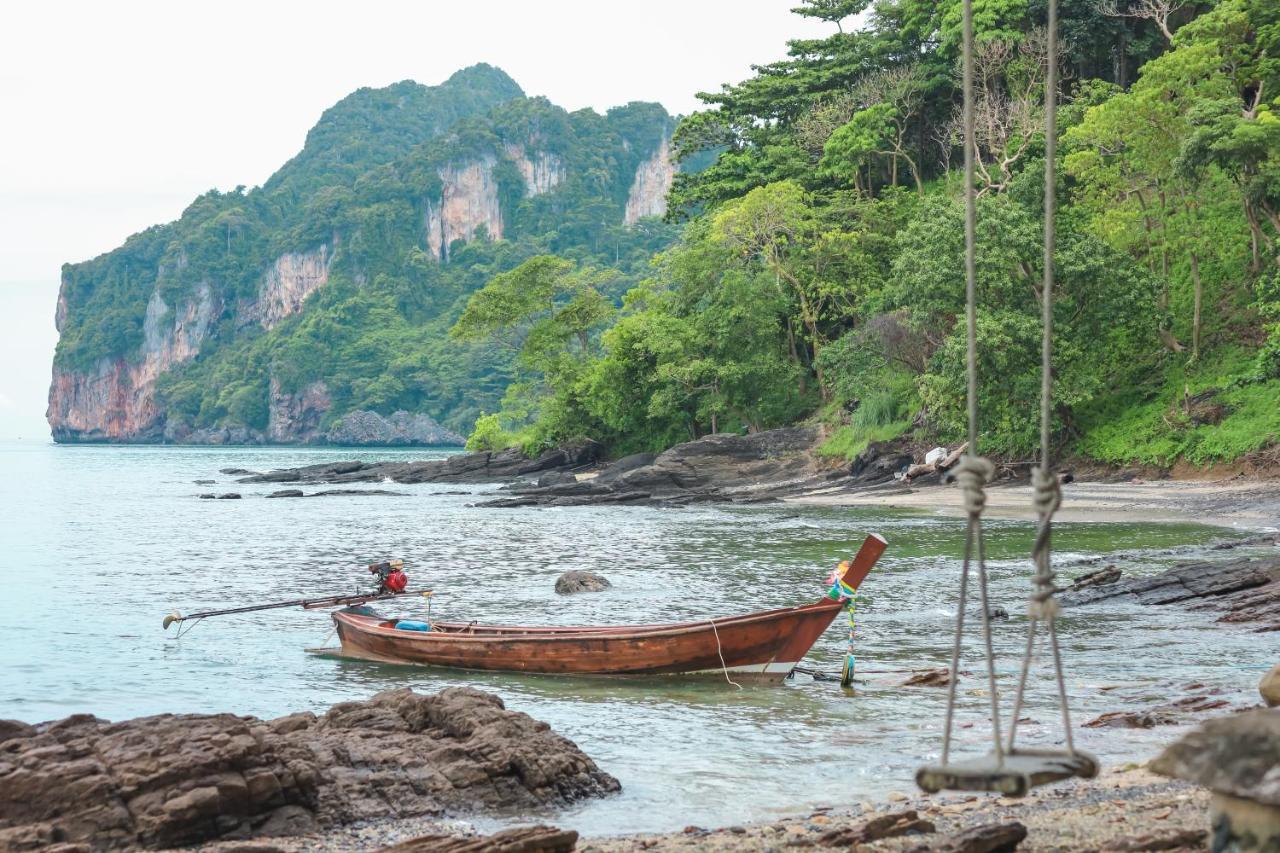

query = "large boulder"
[0,688,617,851]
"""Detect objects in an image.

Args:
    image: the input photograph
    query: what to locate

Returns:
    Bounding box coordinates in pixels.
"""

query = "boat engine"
[369,559,409,594]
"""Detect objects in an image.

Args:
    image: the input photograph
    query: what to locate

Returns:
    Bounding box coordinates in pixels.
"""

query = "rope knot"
[1031,466,1062,518]
[952,455,995,517]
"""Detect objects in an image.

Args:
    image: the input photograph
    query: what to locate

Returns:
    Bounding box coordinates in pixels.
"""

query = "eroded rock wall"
[425,157,504,261]
[48,280,220,442]
[624,136,676,224]
[48,247,333,443]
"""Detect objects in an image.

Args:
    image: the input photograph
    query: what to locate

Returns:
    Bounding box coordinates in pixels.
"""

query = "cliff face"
[624,137,676,224]
[248,245,332,330]
[48,279,220,442]
[425,158,504,261]
[424,146,565,261]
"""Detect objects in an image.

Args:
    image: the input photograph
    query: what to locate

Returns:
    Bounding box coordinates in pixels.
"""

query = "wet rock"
[536,471,576,488]
[987,605,1009,620]
[816,809,935,846]
[194,479,216,485]
[1261,664,1280,707]
[236,441,602,487]
[266,489,305,499]
[1060,554,1280,633]
[555,571,612,594]
[901,668,952,688]
[595,452,657,483]
[905,820,1027,852]
[307,489,406,497]
[1084,710,1178,729]
[219,468,257,476]
[1068,566,1122,591]
[0,688,617,851]
[377,825,578,852]
[480,428,823,508]
[218,493,242,500]
[198,493,216,499]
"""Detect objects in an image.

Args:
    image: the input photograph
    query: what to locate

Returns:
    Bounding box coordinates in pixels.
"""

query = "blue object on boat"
[394,620,432,632]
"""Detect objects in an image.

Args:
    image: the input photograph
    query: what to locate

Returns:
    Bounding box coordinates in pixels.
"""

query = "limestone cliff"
[247,245,333,330]
[48,249,328,443]
[48,277,220,442]
[504,143,565,196]
[425,158,504,261]
[624,136,676,224]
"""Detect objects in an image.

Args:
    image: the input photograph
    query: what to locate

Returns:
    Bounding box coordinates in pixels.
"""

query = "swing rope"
[939,0,1005,769]
[928,0,1092,790]
[1006,0,1076,757]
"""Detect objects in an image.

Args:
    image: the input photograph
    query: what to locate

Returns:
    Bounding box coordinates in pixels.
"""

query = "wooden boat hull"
[331,600,845,681]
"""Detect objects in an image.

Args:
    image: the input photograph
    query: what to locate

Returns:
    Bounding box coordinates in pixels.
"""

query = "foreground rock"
[1152,708,1280,851]
[0,687,617,851]
[237,442,602,486]
[478,428,827,508]
[1060,552,1280,632]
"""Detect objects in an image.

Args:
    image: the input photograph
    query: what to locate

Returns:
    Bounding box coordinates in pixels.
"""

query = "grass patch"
[1075,346,1280,466]
[817,387,913,460]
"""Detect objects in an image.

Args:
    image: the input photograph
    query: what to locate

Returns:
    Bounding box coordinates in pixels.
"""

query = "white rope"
[709,618,743,690]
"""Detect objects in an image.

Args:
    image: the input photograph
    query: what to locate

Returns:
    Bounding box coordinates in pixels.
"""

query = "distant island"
[48,64,680,445]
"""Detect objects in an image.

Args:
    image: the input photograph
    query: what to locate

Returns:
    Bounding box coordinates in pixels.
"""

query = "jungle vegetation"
[458,0,1280,466]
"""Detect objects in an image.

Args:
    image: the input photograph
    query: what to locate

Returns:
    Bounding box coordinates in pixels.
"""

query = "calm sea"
[0,441,1272,834]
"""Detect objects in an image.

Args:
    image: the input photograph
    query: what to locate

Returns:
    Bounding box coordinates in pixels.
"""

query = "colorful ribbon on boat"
[840,595,859,687]
[824,560,860,687]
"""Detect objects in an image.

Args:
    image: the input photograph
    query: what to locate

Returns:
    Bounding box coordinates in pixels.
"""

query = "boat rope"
[938,0,1005,769]
[708,618,743,690]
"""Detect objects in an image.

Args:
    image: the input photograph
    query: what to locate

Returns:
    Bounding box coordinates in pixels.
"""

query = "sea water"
[0,441,1272,835]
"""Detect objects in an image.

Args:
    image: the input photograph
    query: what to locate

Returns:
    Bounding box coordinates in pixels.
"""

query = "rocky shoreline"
[0,688,616,851]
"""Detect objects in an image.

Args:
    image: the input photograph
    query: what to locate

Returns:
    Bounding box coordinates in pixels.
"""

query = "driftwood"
[378,825,578,853]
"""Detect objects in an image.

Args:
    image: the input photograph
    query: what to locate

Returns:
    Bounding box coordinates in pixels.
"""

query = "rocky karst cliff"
[47,66,680,444]
[624,136,677,224]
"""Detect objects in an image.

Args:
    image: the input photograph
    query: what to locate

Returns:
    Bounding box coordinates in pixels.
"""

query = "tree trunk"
[1189,249,1202,361]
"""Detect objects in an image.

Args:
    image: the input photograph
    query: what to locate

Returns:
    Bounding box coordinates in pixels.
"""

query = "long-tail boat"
[328,533,886,680]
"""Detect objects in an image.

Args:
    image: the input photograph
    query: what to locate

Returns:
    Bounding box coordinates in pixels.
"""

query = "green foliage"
[465,413,520,452]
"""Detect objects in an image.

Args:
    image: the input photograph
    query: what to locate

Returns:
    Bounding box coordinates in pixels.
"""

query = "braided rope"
[1028,467,1061,620]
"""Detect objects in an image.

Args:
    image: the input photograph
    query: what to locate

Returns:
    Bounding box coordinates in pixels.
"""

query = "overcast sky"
[0,0,832,440]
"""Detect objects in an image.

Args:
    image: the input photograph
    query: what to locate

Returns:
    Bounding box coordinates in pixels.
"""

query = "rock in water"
[0,687,618,851]
[555,571,612,594]
[1261,664,1280,707]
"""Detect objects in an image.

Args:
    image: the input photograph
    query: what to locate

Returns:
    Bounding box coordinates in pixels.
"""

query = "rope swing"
[915,0,1098,798]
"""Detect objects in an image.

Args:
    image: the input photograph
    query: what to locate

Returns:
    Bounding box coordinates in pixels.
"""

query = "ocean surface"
[0,441,1274,835]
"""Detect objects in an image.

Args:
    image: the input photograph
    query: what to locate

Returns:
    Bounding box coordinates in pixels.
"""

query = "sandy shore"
[791,476,1280,530]
[580,766,1211,852]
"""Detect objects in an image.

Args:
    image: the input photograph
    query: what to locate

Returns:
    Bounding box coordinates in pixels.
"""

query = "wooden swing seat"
[916,747,1099,798]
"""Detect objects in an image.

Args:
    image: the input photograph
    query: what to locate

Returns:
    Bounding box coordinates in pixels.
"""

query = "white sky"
[0,0,831,440]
